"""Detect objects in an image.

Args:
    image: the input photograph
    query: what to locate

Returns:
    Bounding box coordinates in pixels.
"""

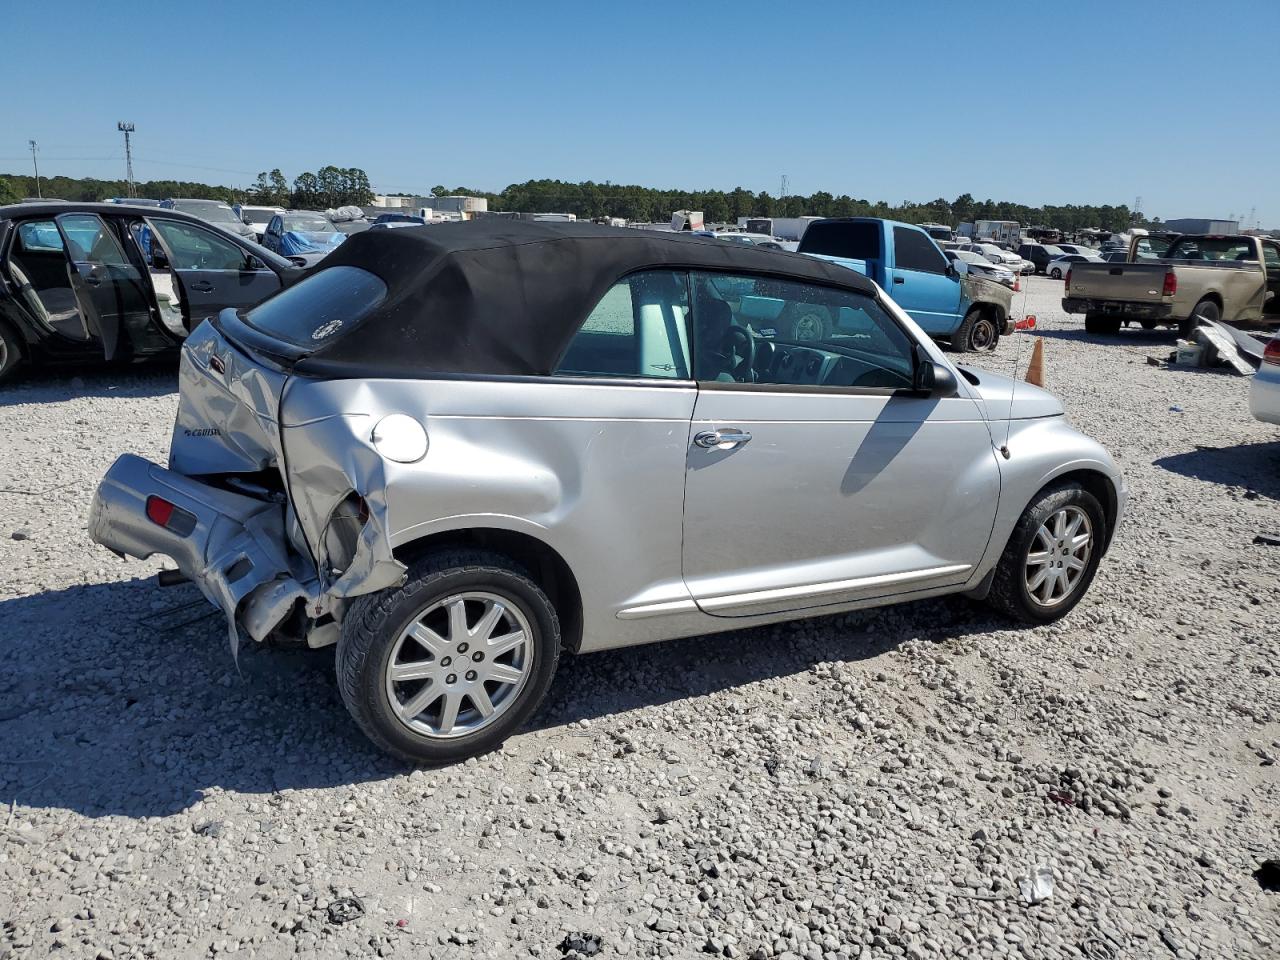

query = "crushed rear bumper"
[89,453,319,656]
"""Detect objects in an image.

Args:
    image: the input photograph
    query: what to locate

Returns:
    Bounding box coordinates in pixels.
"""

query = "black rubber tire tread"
[1084,312,1121,335]
[951,308,993,353]
[337,548,561,765]
[1179,298,1219,340]
[0,320,23,384]
[986,482,1106,624]
[1139,319,1160,330]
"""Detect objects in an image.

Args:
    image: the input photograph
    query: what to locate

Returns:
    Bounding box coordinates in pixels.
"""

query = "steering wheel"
[725,324,756,381]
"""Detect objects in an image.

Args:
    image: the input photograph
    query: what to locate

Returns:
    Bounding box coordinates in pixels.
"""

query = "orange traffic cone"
[1025,338,1045,387]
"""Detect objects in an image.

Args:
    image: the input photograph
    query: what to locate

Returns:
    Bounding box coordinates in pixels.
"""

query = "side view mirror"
[244,254,267,271]
[912,344,958,397]
[241,214,252,224]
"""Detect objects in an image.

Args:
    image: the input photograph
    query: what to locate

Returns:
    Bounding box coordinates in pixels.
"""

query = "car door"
[681,271,1000,618]
[263,216,281,252]
[54,212,156,360]
[884,226,965,335]
[146,217,282,329]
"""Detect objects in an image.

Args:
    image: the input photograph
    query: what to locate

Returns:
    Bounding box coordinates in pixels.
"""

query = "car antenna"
[1001,267,1036,459]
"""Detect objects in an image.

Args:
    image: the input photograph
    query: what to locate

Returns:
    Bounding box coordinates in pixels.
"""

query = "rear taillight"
[1162,271,1177,297]
[1264,337,1280,366]
[1064,269,1071,290]
[146,496,197,536]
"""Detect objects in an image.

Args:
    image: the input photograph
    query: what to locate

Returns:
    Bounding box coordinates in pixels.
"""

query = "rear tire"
[987,482,1106,624]
[1179,298,1219,339]
[1084,311,1121,335]
[1049,267,1063,280]
[952,308,998,352]
[0,321,23,384]
[337,549,561,765]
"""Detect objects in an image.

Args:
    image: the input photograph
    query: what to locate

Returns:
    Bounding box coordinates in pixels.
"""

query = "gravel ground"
[1,277,1277,959]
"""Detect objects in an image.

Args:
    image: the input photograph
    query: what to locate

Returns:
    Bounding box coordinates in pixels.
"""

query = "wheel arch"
[393,526,584,653]
[1032,467,1119,552]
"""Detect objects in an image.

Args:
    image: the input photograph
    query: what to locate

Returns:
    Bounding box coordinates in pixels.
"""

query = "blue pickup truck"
[797,217,1014,351]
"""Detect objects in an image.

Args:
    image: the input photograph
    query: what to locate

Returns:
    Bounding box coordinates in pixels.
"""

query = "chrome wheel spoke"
[447,599,470,641]
[1027,567,1051,592]
[397,684,440,721]
[409,622,449,658]
[472,600,506,642]
[487,663,524,685]
[390,661,437,683]
[487,630,525,658]
[470,686,495,718]
[1026,550,1052,565]
[437,691,461,735]
[1066,555,1086,572]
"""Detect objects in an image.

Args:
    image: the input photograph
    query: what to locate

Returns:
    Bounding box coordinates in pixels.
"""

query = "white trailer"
[974,220,1021,246]
[737,216,820,241]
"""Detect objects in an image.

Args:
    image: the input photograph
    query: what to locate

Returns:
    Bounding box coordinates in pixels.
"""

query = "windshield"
[244,265,386,348]
[1042,246,1067,257]
[242,207,277,221]
[174,201,239,223]
[283,215,336,233]
[955,251,985,265]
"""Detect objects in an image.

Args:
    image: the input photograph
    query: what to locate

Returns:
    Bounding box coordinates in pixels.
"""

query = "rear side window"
[244,265,386,347]
[893,227,948,274]
[799,221,881,260]
[17,220,65,253]
[555,271,691,379]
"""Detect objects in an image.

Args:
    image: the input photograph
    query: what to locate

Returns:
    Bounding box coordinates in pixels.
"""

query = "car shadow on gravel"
[0,361,177,407]
[1154,441,1280,500]
[0,576,1004,820]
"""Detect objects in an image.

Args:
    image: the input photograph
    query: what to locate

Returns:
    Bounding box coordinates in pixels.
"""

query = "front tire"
[1049,267,1063,280]
[337,549,561,764]
[987,482,1106,623]
[953,308,998,352]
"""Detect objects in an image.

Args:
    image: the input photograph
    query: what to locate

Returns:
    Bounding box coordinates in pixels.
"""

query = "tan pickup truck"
[1062,233,1280,337]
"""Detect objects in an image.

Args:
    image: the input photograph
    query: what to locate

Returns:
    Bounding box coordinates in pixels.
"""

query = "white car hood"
[961,368,1065,420]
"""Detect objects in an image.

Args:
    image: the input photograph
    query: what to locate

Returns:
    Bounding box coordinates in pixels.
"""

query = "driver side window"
[689,272,916,389]
[148,219,246,271]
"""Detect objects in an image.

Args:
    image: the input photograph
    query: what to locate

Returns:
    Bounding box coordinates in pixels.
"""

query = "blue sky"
[4,0,1278,225]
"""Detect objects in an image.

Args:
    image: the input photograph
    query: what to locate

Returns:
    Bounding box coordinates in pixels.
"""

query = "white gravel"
[1,277,1277,959]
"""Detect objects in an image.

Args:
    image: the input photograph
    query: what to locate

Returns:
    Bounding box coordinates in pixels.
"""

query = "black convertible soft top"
[293,218,876,377]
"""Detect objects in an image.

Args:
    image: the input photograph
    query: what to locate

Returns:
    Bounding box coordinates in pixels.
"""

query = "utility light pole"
[117,122,136,198]
[28,140,41,198]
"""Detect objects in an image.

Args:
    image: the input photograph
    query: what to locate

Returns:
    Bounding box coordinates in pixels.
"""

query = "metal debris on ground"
[1253,533,1280,547]
[1018,864,1054,904]
[1194,319,1256,375]
[326,896,365,925]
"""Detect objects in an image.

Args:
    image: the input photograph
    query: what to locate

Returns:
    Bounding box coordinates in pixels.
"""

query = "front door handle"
[893,276,905,284]
[694,428,752,449]
[190,281,214,293]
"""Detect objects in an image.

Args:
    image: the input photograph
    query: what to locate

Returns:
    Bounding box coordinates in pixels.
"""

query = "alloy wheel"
[1024,506,1093,607]
[385,591,533,739]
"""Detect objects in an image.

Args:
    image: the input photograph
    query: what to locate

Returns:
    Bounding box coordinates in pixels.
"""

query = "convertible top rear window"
[243,265,386,348]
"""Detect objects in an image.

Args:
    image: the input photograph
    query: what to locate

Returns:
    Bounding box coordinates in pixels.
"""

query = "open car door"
[53,212,147,361]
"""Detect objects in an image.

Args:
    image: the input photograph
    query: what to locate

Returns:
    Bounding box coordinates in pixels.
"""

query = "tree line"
[2,170,1135,231]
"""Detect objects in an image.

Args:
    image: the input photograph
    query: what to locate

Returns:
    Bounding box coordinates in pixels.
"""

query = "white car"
[1249,334,1280,424]
[963,242,1030,273]
[234,204,286,242]
[946,249,1016,288]
[1045,253,1103,280]
[1056,243,1096,257]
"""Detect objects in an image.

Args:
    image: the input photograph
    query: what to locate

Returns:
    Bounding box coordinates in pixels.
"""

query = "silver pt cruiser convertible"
[90,221,1126,763]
